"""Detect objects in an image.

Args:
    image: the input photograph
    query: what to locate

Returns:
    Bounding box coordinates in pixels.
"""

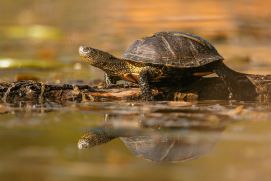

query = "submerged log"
[0,74,270,104]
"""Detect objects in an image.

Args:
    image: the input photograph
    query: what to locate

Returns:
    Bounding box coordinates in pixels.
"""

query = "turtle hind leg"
[139,67,157,101]
[104,74,120,87]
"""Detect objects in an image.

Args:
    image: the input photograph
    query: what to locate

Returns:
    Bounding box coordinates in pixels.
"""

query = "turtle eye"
[79,46,91,56]
[79,46,87,52]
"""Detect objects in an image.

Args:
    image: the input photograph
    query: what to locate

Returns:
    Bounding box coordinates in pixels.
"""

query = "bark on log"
[0,74,270,104]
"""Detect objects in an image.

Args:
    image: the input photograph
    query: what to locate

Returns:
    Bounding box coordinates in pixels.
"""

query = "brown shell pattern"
[123,32,224,68]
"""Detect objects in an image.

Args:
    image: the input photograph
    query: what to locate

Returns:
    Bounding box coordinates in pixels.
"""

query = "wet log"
[0,78,224,103]
[0,74,270,104]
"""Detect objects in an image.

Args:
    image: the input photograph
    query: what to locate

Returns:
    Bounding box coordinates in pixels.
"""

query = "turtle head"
[79,46,114,66]
[78,128,116,149]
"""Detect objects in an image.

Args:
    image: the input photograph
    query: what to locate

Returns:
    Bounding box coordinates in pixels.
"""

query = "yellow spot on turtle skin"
[193,72,213,76]
[173,33,206,46]
[125,61,145,73]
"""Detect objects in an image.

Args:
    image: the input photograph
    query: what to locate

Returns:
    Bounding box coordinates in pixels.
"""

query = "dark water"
[1,0,271,181]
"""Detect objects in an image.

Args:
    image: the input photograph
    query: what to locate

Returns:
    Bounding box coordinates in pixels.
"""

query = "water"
[1,0,271,181]
[1,101,271,181]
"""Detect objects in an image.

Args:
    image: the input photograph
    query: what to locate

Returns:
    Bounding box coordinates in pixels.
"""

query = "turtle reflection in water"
[78,111,227,162]
[79,31,258,101]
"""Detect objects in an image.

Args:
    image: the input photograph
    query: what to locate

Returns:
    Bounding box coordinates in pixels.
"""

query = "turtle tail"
[213,61,258,100]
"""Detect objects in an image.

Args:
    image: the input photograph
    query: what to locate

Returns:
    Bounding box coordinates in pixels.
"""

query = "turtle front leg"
[139,67,157,101]
[104,73,120,87]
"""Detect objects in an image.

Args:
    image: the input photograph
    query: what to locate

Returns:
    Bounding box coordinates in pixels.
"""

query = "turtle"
[79,31,257,101]
[78,112,225,162]
[77,99,234,162]
[78,128,221,162]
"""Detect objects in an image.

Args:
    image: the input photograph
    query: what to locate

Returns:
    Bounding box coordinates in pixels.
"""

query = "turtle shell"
[121,133,218,162]
[123,32,223,68]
